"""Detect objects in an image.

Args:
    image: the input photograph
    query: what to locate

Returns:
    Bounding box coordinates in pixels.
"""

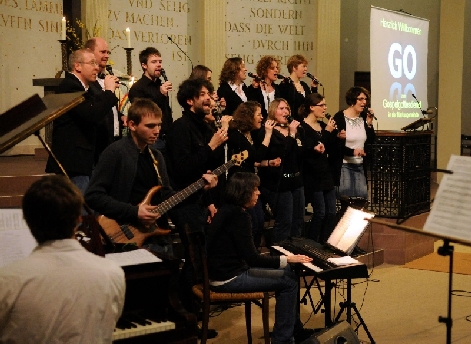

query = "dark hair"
[286,54,308,73]
[83,38,96,50]
[298,93,325,118]
[139,47,161,68]
[267,98,290,120]
[224,172,260,207]
[256,56,280,79]
[177,78,214,110]
[219,57,243,84]
[230,101,261,132]
[22,175,83,244]
[189,65,212,80]
[128,98,162,125]
[345,86,370,106]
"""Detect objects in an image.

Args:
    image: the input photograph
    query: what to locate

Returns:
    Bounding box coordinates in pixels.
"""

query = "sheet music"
[0,209,37,268]
[327,207,374,254]
[424,155,471,242]
[105,249,162,266]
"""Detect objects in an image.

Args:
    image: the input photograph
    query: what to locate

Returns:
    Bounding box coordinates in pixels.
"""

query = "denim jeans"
[262,186,305,243]
[307,188,337,243]
[70,175,90,196]
[337,163,368,199]
[212,265,298,344]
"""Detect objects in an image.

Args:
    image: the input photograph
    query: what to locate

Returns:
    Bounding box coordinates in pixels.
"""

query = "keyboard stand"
[300,273,325,315]
[334,278,375,344]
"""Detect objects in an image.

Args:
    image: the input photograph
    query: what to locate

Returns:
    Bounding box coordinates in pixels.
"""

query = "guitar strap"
[147,147,163,186]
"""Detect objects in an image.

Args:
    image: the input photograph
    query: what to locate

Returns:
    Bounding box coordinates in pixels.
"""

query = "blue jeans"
[70,175,90,196]
[307,188,337,243]
[212,265,298,344]
[262,187,305,243]
[337,163,368,199]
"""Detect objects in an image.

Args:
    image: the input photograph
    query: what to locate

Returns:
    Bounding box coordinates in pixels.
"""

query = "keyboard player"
[206,172,313,344]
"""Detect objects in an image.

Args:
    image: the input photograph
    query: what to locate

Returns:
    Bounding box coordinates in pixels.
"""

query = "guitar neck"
[154,160,235,215]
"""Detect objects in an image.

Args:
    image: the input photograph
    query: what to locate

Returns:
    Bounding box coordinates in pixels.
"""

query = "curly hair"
[286,54,308,73]
[219,57,243,84]
[224,172,260,208]
[256,56,280,79]
[177,78,214,110]
[267,98,290,121]
[230,101,261,132]
[345,86,370,106]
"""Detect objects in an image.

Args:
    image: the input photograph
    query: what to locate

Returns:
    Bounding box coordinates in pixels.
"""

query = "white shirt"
[0,239,125,343]
[97,77,120,137]
[343,116,367,164]
[228,82,247,102]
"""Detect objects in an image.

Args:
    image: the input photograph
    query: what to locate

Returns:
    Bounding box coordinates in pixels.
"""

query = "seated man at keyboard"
[0,175,125,343]
[206,172,312,344]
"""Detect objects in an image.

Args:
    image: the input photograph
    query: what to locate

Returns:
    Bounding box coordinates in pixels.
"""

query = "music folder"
[0,92,85,154]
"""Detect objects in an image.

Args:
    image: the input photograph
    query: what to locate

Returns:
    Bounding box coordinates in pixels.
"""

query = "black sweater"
[206,204,281,281]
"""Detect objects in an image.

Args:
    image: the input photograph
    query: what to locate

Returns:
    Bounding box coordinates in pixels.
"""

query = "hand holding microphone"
[306,72,323,87]
[104,74,119,91]
[159,68,172,96]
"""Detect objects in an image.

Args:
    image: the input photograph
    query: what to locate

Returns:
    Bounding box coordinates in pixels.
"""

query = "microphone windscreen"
[325,113,331,119]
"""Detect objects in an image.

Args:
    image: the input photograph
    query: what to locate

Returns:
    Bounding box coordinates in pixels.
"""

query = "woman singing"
[278,54,318,122]
[332,86,375,200]
[227,101,274,246]
[299,93,337,243]
[254,98,304,243]
[206,172,312,344]
[246,55,281,118]
[217,57,248,115]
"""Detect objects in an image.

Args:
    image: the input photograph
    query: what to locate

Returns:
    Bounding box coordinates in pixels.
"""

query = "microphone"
[105,65,114,75]
[167,35,193,70]
[306,72,323,87]
[325,113,331,120]
[161,68,168,82]
[366,109,377,120]
[412,93,427,115]
[248,72,261,82]
[277,74,290,81]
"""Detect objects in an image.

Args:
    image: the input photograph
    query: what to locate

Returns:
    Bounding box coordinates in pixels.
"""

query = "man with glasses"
[45,48,119,195]
[85,37,123,159]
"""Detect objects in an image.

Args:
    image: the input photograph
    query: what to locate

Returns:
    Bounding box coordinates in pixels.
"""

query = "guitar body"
[98,150,249,248]
[99,186,171,247]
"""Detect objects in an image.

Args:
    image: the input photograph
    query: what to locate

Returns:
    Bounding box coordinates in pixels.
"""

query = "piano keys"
[112,255,197,343]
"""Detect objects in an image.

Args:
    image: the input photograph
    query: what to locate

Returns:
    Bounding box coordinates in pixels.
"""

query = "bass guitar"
[99,150,248,247]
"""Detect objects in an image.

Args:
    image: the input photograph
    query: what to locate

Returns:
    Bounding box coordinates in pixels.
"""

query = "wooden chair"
[185,229,270,344]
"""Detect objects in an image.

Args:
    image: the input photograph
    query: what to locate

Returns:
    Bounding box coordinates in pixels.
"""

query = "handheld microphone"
[325,113,331,120]
[161,68,168,82]
[412,93,427,115]
[366,109,377,120]
[306,72,323,87]
[105,65,114,75]
[248,72,261,82]
[167,35,193,70]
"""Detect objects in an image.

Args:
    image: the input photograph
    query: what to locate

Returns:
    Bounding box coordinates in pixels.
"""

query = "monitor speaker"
[300,321,360,344]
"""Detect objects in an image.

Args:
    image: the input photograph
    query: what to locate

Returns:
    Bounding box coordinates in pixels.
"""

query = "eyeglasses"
[80,61,98,66]
[314,104,327,107]
[356,97,368,101]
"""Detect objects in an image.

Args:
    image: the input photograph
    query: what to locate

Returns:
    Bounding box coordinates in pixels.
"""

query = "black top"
[206,204,281,282]
[85,136,175,224]
[277,79,317,122]
[300,121,336,201]
[245,84,280,119]
[226,128,258,177]
[254,128,303,192]
[128,74,173,136]
[165,110,223,206]
[45,72,118,176]
[217,82,248,115]
[330,110,376,186]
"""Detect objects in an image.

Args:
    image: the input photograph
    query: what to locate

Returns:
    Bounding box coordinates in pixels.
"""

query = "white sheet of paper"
[0,209,37,268]
[105,248,162,266]
[424,155,471,242]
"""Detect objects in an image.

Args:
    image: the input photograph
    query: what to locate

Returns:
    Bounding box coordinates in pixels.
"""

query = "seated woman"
[206,172,312,344]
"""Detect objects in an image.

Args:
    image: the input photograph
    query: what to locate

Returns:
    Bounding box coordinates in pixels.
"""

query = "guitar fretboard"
[153,160,235,215]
